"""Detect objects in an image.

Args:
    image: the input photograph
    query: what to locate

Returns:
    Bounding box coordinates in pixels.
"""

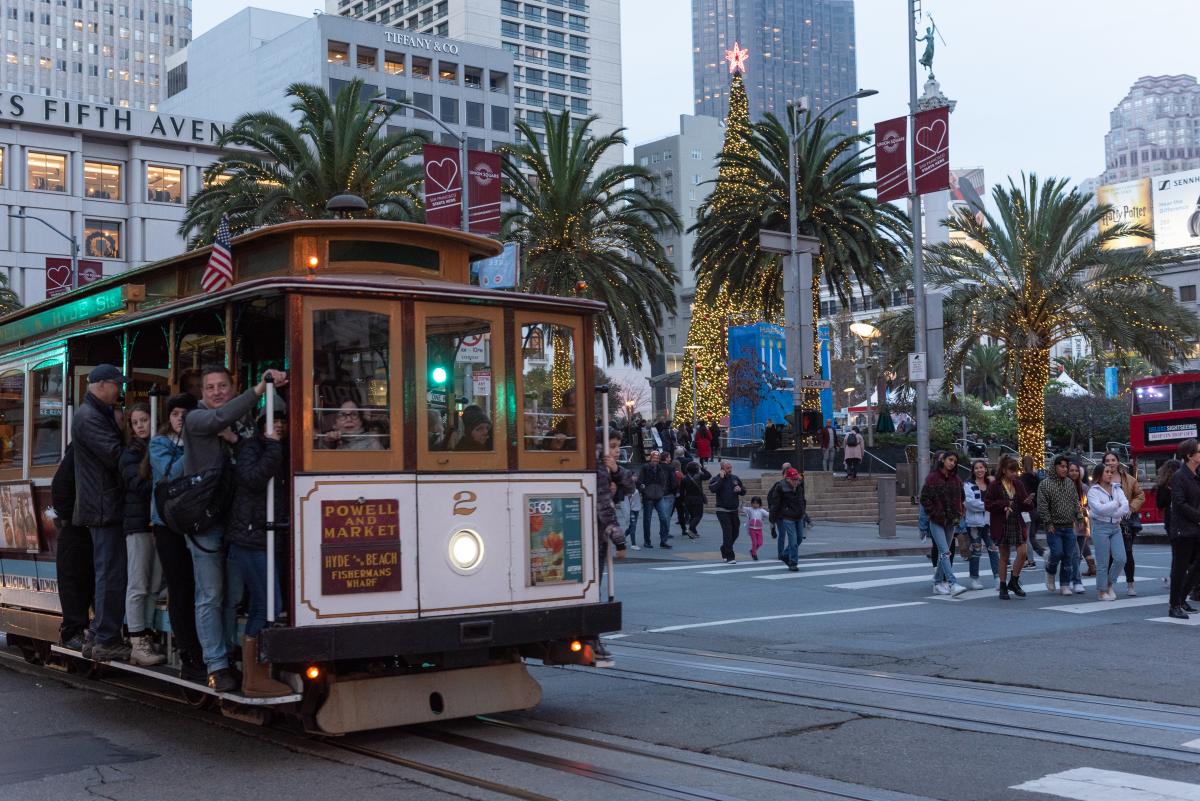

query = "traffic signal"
[800,410,822,435]
[430,365,449,385]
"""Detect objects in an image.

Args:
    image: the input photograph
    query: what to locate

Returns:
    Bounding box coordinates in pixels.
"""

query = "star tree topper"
[724,41,749,74]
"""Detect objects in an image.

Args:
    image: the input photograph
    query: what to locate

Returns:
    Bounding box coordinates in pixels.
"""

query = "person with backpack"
[52,444,93,652]
[819,420,839,472]
[768,468,806,571]
[182,366,288,692]
[843,426,865,480]
[680,461,712,539]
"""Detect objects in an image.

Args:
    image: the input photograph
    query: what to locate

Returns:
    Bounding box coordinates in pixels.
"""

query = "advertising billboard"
[948,168,986,252]
[1096,178,1153,251]
[1151,168,1200,252]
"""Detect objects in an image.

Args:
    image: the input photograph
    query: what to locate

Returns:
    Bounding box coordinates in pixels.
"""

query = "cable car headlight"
[448,528,484,573]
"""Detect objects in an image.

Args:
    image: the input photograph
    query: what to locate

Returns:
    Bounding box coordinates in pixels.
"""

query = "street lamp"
[684,344,702,428]
[8,207,79,291]
[370,97,471,233]
[849,321,882,447]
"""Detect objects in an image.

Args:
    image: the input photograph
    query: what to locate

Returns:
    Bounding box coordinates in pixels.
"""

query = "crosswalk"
[645,554,1186,625]
[1013,768,1200,800]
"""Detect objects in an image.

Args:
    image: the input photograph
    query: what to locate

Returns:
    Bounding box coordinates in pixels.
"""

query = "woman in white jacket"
[1087,462,1129,600]
[963,460,999,590]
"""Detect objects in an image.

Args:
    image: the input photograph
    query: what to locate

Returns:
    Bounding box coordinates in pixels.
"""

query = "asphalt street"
[1,539,1197,801]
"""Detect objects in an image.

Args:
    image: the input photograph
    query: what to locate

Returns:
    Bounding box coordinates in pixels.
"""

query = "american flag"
[201,215,234,293]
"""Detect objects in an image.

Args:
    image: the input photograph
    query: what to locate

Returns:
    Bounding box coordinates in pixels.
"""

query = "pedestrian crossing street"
[645,553,1191,626]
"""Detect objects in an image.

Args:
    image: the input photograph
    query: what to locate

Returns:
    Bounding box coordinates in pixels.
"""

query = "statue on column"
[917,25,936,74]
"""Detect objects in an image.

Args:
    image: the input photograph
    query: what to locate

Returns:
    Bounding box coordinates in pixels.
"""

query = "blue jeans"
[777,517,804,566]
[222,550,245,656]
[1092,521,1126,594]
[187,529,228,672]
[642,495,673,545]
[624,509,639,542]
[928,522,958,586]
[228,544,283,638]
[967,525,999,579]
[89,524,127,645]
[1045,526,1079,586]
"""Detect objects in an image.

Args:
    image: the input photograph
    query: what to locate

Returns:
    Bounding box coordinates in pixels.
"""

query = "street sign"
[908,352,927,382]
[800,378,832,390]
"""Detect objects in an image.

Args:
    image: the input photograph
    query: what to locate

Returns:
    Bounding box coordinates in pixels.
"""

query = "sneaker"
[180,659,208,684]
[1060,586,1073,596]
[1183,601,1198,613]
[91,641,131,662]
[1126,582,1137,597]
[1072,582,1086,594]
[208,668,238,693]
[130,635,166,667]
[81,633,95,660]
[659,543,672,549]
[61,632,85,652]
[967,578,983,590]
[592,641,615,668]
[933,582,951,595]
[950,584,968,597]
[788,563,800,572]
[1045,573,1056,592]
[750,552,759,561]
[643,543,653,549]
[629,543,641,551]
[723,558,735,564]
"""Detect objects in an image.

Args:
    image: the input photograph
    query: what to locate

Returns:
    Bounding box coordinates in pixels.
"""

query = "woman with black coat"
[120,402,165,667]
[680,461,712,538]
[1167,441,1200,619]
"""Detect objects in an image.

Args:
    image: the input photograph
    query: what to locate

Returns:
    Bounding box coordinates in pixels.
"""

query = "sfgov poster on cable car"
[0,482,39,552]
[527,496,583,586]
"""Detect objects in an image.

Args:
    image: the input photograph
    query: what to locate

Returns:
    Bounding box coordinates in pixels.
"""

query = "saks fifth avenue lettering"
[0,94,227,144]
[384,30,460,54]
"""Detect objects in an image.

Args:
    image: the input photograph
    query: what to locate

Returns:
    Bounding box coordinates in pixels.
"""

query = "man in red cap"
[769,467,807,571]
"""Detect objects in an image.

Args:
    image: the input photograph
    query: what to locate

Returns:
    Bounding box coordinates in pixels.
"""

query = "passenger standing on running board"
[920,452,968,597]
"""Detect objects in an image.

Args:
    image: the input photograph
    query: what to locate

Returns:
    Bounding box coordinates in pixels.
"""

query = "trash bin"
[877,475,897,539]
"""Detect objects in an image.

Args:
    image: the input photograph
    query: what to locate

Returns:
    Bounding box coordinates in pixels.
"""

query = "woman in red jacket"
[986,455,1034,599]
[694,421,713,466]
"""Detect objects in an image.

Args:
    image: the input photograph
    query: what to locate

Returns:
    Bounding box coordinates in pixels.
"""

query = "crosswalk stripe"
[759,562,934,581]
[1147,616,1200,627]
[1185,738,1200,750]
[1042,595,1167,614]
[927,582,1051,600]
[650,557,842,571]
[701,558,898,575]
[1012,767,1200,800]
[642,602,927,633]
[830,570,971,590]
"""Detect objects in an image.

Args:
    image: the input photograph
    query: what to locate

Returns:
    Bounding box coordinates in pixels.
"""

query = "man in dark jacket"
[637,451,676,549]
[183,365,287,692]
[71,364,129,661]
[768,468,806,570]
[709,460,746,563]
[52,444,93,651]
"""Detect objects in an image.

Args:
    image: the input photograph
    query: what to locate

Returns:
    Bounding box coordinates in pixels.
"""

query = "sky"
[193,1,1196,386]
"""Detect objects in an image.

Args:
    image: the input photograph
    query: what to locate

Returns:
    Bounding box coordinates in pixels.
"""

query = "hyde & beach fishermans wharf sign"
[320,499,402,595]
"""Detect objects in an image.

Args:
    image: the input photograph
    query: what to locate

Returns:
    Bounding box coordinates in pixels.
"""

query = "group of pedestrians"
[627,417,722,466]
[55,364,293,695]
[919,450,1163,604]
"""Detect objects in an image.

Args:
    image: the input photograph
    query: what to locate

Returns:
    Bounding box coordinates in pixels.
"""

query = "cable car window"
[312,310,391,451]
[425,316,495,452]
[0,370,25,471]
[521,323,577,452]
[30,362,63,467]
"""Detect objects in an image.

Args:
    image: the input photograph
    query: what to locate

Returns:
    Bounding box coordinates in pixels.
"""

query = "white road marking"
[760,563,938,581]
[642,602,926,633]
[1043,595,1167,614]
[1012,767,1200,800]
[1148,616,1200,627]
[650,557,842,571]
[1185,738,1200,750]
[927,583,1050,600]
[701,558,898,575]
[600,633,628,640]
[830,570,972,589]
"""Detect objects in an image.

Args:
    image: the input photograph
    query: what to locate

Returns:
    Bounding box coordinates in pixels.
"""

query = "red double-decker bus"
[1129,372,1200,523]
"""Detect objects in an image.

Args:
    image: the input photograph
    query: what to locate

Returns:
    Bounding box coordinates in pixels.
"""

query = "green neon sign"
[0,287,125,348]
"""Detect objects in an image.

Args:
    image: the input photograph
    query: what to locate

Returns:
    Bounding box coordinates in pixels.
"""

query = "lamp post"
[849,321,881,447]
[8,207,79,291]
[684,344,702,428]
[370,97,470,233]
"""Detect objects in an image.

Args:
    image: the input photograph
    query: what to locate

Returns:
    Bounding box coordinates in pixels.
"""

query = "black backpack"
[846,431,860,447]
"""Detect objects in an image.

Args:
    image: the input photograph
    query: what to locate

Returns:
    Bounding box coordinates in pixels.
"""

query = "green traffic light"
[431,366,448,385]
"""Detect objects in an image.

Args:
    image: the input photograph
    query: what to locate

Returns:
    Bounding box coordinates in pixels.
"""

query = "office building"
[0,94,227,304]
[161,10,515,155]
[0,0,191,111]
[330,0,622,164]
[1102,74,1200,184]
[634,114,724,415]
[692,0,857,135]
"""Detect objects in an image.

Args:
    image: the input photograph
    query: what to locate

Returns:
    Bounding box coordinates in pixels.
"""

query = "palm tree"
[500,111,682,368]
[692,108,910,361]
[181,79,425,245]
[965,343,1007,405]
[923,174,1200,463]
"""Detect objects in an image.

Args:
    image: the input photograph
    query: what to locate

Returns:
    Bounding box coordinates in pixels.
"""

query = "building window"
[83,160,122,200]
[356,45,376,70]
[412,56,431,80]
[146,164,182,203]
[1182,285,1197,302]
[440,96,459,124]
[327,40,349,64]
[0,148,4,187]
[466,100,484,128]
[383,51,404,75]
[84,219,121,258]
[438,61,457,83]
[491,105,509,132]
[27,151,67,192]
[413,92,433,113]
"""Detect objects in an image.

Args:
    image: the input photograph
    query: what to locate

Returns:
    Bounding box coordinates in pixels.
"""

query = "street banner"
[873,115,910,202]
[471,241,520,289]
[423,143,463,229]
[1105,366,1119,399]
[913,106,950,195]
[467,150,502,235]
[1097,178,1153,251]
[45,257,103,299]
[1150,168,1200,252]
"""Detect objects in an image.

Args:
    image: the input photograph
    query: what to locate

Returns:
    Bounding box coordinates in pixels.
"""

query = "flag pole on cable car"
[265,373,276,624]
[148,384,159,438]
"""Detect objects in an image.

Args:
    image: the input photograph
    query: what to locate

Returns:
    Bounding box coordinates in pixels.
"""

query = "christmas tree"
[675,44,778,423]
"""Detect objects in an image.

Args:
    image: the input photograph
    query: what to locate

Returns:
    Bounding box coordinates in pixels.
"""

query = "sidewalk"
[620,511,927,563]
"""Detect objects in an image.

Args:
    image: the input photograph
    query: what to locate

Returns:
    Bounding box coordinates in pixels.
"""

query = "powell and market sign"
[0,93,228,144]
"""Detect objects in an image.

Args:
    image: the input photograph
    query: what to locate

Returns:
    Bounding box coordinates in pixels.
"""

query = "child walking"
[744,497,768,561]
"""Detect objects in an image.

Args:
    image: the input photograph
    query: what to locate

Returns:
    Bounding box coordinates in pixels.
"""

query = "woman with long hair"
[1166,441,1200,619]
[120,402,164,666]
[1088,461,1129,601]
[1066,462,1090,594]
[962,459,998,590]
[985,455,1033,600]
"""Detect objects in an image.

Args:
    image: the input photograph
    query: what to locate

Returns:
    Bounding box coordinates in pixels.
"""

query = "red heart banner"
[913,105,950,196]
[45,257,102,299]
[423,143,463,230]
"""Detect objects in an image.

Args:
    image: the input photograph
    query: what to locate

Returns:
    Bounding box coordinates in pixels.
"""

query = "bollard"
[877,474,897,539]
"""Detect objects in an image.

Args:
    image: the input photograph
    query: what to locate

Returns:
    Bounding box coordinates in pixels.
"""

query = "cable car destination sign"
[320,499,402,595]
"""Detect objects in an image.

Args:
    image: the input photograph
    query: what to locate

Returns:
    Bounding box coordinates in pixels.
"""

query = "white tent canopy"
[1053,370,1090,397]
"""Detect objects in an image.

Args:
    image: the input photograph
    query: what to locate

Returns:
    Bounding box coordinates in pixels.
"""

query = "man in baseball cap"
[86,364,128,385]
